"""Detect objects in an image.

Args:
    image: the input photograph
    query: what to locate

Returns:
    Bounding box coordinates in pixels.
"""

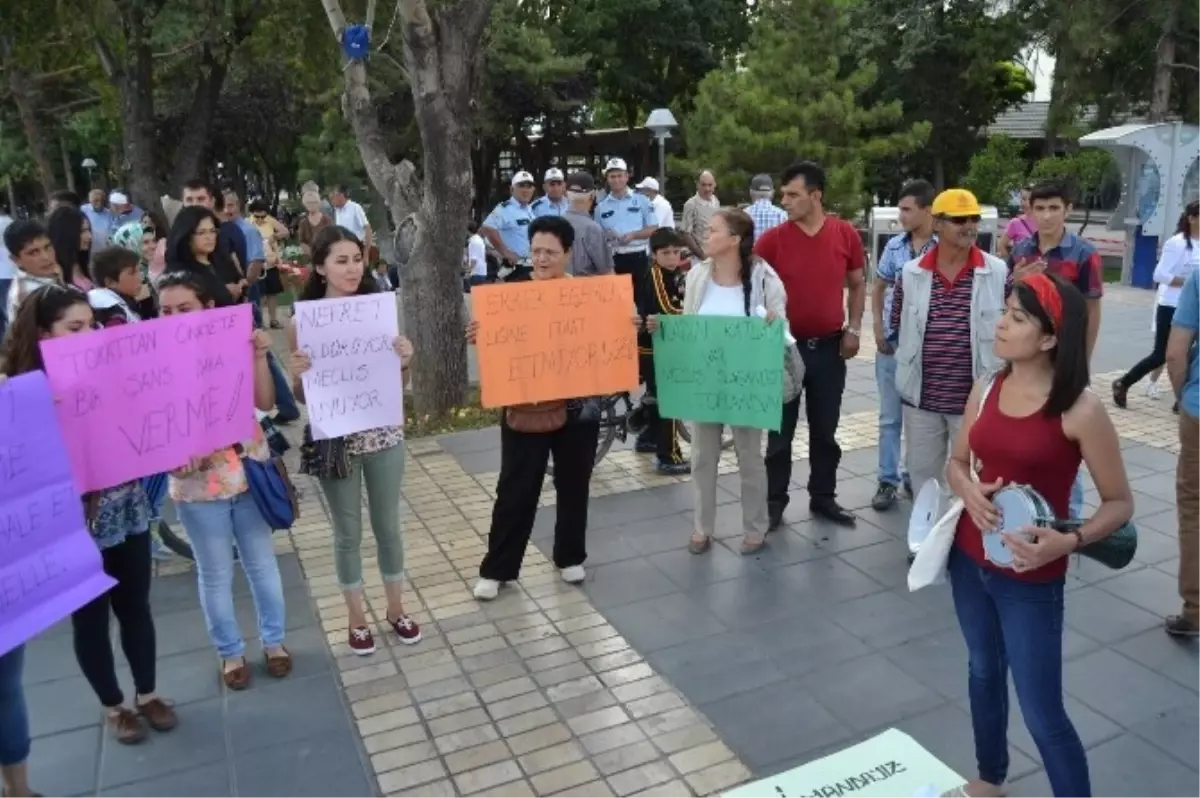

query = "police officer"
[481,171,537,280]
[594,157,657,282]
[532,168,569,217]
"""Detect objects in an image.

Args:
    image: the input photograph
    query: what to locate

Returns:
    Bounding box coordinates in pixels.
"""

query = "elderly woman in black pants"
[465,215,639,600]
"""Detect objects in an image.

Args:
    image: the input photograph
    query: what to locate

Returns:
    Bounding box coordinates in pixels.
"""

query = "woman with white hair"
[296,190,333,258]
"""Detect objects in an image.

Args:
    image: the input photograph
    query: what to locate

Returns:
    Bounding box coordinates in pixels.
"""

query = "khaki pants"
[903,407,964,504]
[1177,412,1199,623]
[691,423,768,539]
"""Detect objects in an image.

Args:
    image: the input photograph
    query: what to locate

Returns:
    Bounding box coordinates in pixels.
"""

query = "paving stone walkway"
[19,286,1199,797]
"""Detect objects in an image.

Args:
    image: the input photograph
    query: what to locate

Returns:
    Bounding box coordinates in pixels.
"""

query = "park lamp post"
[81,157,97,189]
[644,108,677,190]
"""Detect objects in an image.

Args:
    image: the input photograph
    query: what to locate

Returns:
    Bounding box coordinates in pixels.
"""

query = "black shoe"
[1164,615,1200,637]
[635,439,657,454]
[811,499,856,527]
[767,505,785,532]
[871,482,898,511]
[1112,379,1128,409]
[656,460,691,476]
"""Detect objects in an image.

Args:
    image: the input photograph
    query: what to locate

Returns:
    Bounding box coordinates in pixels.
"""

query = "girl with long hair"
[46,206,93,290]
[157,271,290,688]
[287,226,420,654]
[945,273,1133,797]
[1113,200,1200,408]
[164,206,241,307]
[672,207,788,555]
[1,285,177,744]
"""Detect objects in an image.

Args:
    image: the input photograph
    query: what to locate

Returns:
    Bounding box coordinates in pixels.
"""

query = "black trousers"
[766,334,846,509]
[72,531,156,707]
[613,251,649,286]
[1121,304,1175,387]
[480,419,600,581]
[637,354,685,463]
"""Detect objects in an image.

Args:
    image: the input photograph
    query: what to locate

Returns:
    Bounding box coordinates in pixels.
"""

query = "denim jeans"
[948,548,1090,796]
[0,645,29,766]
[874,353,904,486]
[176,491,286,658]
[267,351,300,422]
[1069,470,1084,520]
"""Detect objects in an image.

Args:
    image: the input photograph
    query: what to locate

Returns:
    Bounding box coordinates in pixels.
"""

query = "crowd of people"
[0,156,1195,798]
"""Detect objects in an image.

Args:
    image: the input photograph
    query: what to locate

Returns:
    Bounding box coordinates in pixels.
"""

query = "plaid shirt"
[748,199,787,242]
[876,231,936,340]
[1008,231,1104,299]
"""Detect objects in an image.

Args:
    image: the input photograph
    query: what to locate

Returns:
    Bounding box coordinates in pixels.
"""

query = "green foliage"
[295,107,368,190]
[1030,149,1117,206]
[0,114,33,182]
[962,135,1028,207]
[680,0,928,216]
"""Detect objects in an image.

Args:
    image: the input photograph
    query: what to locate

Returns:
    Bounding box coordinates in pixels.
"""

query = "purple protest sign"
[40,304,256,493]
[0,372,116,656]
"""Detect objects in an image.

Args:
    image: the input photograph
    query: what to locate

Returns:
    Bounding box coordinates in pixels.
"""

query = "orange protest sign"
[472,274,639,408]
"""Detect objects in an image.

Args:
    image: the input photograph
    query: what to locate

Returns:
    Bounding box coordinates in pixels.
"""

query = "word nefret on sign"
[294,293,404,440]
[471,274,638,408]
[653,315,785,431]
[0,372,116,657]
[40,305,256,493]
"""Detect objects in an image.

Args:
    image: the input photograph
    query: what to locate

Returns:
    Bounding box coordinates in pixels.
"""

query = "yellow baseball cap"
[931,188,982,217]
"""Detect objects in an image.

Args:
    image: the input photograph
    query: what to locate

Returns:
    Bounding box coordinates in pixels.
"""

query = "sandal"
[740,537,766,556]
[265,647,292,678]
[688,535,712,554]
[222,658,252,690]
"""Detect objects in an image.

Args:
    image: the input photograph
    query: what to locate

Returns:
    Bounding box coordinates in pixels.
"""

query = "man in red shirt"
[754,161,866,528]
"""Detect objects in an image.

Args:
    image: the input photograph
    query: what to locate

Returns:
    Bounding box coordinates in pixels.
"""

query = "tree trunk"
[1149,0,1179,122]
[95,25,158,209]
[59,136,76,194]
[170,49,231,190]
[4,57,56,200]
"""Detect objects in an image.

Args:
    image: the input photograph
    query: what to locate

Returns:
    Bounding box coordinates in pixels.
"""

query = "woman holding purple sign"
[157,271,290,690]
[1,285,178,744]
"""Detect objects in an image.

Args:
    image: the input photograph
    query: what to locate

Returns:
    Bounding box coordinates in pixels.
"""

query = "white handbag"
[907,372,1000,592]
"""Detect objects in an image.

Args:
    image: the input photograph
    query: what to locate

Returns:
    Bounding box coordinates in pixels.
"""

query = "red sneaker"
[390,615,422,645]
[349,625,376,656]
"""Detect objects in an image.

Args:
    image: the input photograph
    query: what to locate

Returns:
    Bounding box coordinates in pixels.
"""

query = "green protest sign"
[653,315,784,431]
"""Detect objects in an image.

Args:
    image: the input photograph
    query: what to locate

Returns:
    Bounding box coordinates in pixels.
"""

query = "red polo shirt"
[754,217,864,339]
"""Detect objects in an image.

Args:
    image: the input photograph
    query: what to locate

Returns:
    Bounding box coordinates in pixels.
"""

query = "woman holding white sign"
[157,272,291,690]
[648,208,789,556]
[2,286,179,742]
[288,226,422,657]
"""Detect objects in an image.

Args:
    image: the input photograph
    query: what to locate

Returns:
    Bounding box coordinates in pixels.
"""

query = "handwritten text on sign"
[40,304,255,493]
[722,728,964,798]
[0,373,116,657]
[471,274,638,408]
[294,293,403,440]
[653,315,784,431]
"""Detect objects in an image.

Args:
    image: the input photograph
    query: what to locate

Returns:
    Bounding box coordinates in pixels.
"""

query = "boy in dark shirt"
[635,228,689,475]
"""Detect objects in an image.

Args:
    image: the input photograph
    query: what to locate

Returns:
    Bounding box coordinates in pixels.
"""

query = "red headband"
[1023,273,1063,331]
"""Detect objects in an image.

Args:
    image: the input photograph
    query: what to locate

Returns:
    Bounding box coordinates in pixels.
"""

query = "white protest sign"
[723,729,963,798]
[295,293,404,440]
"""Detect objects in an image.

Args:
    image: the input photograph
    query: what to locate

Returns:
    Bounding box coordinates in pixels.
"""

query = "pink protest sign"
[0,372,116,656]
[40,305,256,493]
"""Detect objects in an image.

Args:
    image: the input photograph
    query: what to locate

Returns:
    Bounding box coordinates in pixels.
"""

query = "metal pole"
[657,136,666,190]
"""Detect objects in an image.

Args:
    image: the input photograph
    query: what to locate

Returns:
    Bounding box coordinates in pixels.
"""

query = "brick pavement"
[18,286,1198,796]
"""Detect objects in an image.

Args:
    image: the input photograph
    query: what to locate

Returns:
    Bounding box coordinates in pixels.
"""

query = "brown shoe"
[107,707,147,744]
[265,647,292,678]
[137,698,179,732]
[222,658,252,690]
[1165,615,1200,637]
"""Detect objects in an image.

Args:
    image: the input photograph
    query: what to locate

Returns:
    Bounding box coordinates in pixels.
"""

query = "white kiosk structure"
[867,205,999,279]
[1079,121,1199,287]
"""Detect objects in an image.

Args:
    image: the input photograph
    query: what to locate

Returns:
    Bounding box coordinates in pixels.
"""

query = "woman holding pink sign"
[287,225,421,657]
[2,285,178,744]
[157,271,291,690]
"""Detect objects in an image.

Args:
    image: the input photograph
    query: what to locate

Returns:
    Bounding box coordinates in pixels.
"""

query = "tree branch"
[1169,61,1200,74]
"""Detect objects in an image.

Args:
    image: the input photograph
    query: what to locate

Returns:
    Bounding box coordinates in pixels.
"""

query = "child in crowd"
[3,220,61,328]
[635,227,690,475]
[88,247,146,327]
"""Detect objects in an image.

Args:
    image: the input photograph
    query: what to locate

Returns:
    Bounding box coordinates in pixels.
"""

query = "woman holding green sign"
[650,208,791,555]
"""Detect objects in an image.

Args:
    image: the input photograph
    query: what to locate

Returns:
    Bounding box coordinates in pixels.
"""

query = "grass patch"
[403,386,499,438]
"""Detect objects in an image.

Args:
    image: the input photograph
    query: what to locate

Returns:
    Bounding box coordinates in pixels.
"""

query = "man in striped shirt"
[890,189,1012,504]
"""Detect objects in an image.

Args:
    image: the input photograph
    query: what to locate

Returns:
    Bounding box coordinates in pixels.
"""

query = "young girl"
[1,285,177,744]
[288,226,420,655]
[47,206,93,290]
[157,271,290,688]
[945,273,1133,797]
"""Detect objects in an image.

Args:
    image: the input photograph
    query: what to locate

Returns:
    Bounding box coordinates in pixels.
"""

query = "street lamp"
[644,108,677,190]
[81,157,97,189]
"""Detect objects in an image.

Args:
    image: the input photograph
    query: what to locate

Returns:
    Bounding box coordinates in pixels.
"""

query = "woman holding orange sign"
[465,215,641,601]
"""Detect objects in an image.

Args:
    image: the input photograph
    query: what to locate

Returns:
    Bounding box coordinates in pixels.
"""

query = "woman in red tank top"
[943,273,1134,798]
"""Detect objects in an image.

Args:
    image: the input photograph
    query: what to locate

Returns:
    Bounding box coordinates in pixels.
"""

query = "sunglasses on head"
[944,215,981,225]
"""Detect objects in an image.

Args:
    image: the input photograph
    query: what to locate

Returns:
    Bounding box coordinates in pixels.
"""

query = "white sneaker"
[1145,381,1162,400]
[561,565,586,584]
[473,578,501,601]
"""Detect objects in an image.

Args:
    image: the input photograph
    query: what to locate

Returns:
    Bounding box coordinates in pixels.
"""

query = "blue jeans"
[875,352,905,486]
[267,351,300,422]
[176,492,286,658]
[1069,470,1084,520]
[0,645,29,766]
[948,548,1090,796]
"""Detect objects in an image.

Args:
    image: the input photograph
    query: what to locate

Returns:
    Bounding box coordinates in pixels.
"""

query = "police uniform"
[636,263,686,466]
[531,196,568,218]
[482,191,535,264]
[594,158,656,282]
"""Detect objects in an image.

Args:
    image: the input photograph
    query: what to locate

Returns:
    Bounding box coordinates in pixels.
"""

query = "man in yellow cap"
[888,188,1011,504]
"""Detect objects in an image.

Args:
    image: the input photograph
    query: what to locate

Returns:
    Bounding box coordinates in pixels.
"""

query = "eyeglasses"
[943,215,981,225]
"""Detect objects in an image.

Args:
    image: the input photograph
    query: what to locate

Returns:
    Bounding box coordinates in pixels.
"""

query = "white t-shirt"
[334,200,370,241]
[1154,233,1199,308]
[467,234,487,278]
[651,195,675,229]
[697,282,747,316]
